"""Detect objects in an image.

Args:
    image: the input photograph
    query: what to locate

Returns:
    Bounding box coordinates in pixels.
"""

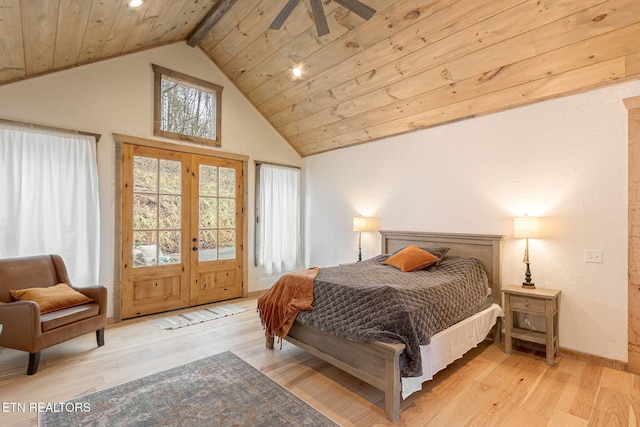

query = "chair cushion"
[40,303,100,332]
[10,283,93,313]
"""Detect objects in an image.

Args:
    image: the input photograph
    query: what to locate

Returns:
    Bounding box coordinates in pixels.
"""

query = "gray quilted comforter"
[295,255,490,377]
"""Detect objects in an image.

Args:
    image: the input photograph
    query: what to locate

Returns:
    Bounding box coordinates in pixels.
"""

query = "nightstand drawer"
[508,294,545,313]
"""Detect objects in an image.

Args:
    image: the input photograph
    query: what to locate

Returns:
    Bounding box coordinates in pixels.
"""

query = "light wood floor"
[0,297,638,426]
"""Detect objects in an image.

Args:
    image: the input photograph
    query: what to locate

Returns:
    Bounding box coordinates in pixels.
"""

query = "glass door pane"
[198,165,237,261]
[132,156,182,267]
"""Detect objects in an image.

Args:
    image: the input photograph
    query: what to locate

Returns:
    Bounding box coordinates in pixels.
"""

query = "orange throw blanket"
[257,267,319,344]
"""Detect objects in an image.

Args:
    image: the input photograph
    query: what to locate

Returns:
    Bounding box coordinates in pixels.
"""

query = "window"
[0,121,100,285]
[153,64,223,146]
[255,163,302,274]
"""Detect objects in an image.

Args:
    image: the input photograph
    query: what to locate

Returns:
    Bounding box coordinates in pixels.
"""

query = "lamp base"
[522,262,535,289]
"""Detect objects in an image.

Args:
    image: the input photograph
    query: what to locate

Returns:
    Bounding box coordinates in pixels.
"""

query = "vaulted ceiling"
[1,0,639,157]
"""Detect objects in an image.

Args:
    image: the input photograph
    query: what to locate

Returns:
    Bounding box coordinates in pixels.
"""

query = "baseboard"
[247,289,267,299]
[504,336,628,372]
[559,347,628,372]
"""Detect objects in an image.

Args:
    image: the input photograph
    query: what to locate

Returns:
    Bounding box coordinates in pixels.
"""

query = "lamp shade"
[514,216,540,238]
[353,217,368,232]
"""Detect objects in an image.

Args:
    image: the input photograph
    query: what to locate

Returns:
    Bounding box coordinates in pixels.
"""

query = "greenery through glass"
[198,166,236,261]
[132,156,182,267]
[131,156,237,265]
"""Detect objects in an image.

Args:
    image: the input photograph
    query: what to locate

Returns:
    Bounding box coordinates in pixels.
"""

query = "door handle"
[192,246,198,251]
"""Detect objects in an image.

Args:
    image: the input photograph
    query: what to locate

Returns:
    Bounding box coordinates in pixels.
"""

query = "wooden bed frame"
[266,231,503,423]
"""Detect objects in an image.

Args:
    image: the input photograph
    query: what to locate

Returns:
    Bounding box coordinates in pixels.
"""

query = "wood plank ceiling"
[1,0,640,157]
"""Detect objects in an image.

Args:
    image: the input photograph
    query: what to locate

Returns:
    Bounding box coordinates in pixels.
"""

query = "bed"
[264,231,503,423]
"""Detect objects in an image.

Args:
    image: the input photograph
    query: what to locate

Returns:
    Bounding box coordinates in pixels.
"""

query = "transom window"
[153,64,222,147]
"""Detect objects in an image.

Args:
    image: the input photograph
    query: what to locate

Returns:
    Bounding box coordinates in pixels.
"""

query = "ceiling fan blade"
[269,0,301,30]
[310,0,329,36]
[333,0,376,21]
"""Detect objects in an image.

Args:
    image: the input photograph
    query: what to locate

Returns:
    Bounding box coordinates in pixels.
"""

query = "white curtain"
[256,163,302,274]
[0,122,100,285]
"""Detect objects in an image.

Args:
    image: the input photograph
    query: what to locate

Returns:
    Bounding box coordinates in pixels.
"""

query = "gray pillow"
[419,247,450,260]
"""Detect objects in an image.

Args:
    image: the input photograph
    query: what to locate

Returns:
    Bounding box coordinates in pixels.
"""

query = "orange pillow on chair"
[10,283,93,314]
[383,245,441,272]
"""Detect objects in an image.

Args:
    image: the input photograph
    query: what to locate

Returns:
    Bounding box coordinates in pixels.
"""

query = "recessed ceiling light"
[292,67,302,78]
[128,0,144,8]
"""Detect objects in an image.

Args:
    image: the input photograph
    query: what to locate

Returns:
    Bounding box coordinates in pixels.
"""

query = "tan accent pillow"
[384,245,441,272]
[10,283,93,314]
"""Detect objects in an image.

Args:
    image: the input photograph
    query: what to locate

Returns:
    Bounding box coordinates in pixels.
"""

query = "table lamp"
[353,216,368,262]
[514,215,540,288]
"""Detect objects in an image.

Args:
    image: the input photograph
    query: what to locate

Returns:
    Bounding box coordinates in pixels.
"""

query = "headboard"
[380,230,503,306]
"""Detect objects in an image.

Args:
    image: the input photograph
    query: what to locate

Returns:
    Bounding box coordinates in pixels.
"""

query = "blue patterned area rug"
[39,352,338,427]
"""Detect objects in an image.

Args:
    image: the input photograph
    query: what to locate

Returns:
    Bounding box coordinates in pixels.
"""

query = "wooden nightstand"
[502,285,561,366]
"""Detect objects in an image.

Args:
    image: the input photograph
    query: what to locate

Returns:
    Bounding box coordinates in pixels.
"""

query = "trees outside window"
[153,64,222,147]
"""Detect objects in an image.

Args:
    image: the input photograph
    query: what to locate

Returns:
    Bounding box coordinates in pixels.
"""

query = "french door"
[121,145,243,318]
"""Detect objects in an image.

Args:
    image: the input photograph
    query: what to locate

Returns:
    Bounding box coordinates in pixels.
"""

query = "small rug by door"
[39,351,338,427]
[147,303,247,330]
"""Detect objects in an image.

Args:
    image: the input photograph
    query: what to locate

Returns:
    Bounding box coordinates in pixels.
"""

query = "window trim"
[152,64,223,147]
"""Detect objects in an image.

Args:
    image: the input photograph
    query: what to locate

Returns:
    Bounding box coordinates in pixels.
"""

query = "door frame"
[113,133,249,322]
[626,96,640,374]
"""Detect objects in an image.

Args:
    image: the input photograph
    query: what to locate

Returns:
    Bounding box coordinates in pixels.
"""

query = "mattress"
[401,303,503,398]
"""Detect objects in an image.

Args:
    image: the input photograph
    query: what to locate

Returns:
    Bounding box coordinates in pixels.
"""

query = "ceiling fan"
[269,0,376,36]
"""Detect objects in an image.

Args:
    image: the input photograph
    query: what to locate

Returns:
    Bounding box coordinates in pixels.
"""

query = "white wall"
[0,38,635,362]
[303,80,639,363]
[0,42,301,317]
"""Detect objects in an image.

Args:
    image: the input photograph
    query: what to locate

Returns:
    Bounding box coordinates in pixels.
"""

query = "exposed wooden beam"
[187,0,238,47]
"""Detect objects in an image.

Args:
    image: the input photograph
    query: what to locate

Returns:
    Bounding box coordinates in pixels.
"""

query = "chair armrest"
[0,300,41,342]
[70,285,107,316]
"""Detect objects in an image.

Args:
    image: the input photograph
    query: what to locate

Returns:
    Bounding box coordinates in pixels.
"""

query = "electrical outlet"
[585,249,603,264]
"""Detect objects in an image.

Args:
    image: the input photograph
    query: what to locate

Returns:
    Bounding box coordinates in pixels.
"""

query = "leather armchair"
[0,254,107,374]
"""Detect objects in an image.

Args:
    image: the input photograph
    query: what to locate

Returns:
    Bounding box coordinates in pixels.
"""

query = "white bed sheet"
[401,303,504,398]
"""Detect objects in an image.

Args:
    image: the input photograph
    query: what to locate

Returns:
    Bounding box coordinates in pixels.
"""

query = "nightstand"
[502,285,561,366]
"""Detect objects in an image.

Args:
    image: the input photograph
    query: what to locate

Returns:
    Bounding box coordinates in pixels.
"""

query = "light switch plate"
[585,249,603,263]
